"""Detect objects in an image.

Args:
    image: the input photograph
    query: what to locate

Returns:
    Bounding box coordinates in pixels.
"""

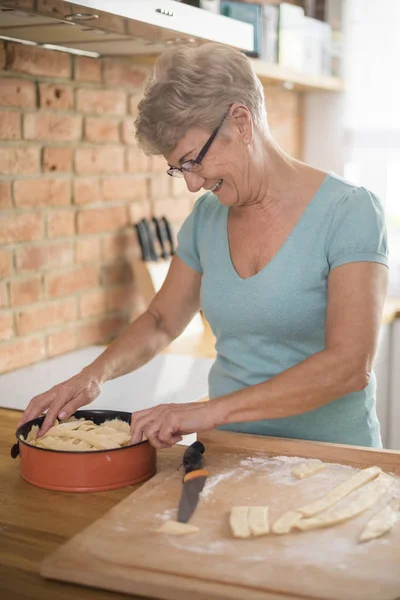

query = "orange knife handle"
[183,469,209,483]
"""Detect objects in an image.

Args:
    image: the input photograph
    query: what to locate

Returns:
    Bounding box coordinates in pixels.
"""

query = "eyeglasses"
[166,110,229,178]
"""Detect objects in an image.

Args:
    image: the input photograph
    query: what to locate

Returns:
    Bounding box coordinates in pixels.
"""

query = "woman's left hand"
[130,401,219,448]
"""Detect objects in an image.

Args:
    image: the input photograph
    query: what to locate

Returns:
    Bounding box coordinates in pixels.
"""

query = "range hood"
[0,0,254,57]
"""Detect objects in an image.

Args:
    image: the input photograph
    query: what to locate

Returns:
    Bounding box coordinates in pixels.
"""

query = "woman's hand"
[130,401,219,449]
[17,370,102,435]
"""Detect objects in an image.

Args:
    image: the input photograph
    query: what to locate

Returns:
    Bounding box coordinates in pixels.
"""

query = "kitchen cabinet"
[373,322,391,447]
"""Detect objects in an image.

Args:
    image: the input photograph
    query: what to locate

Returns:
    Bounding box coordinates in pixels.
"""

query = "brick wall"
[0,41,301,374]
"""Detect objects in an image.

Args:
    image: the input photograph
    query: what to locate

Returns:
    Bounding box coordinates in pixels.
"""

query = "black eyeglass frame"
[166,110,229,178]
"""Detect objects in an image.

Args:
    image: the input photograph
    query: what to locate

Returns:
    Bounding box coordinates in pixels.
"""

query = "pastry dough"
[298,466,381,518]
[359,503,399,543]
[230,506,250,538]
[22,418,132,451]
[291,461,326,479]
[230,506,269,538]
[297,472,394,531]
[248,506,269,536]
[272,511,302,535]
[155,520,199,535]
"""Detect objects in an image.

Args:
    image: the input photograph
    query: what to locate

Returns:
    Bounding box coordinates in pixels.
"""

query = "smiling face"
[165,105,260,207]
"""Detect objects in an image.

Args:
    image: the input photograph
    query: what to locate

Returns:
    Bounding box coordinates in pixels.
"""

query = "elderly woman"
[20,43,388,449]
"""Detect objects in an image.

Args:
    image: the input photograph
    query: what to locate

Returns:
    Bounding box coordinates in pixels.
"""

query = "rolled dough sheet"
[359,503,399,542]
[155,521,199,535]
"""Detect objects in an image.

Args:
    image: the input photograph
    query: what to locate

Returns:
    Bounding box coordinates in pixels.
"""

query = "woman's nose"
[183,171,205,193]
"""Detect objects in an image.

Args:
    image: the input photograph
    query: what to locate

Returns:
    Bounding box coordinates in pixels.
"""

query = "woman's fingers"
[17,389,56,428]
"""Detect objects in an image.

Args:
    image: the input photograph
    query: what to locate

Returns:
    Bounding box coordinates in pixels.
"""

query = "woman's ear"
[230,104,253,144]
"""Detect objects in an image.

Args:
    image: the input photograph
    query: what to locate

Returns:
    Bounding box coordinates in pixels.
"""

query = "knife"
[134,221,153,262]
[141,219,159,261]
[153,216,170,259]
[177,441,208,523]
[161,216,175,256]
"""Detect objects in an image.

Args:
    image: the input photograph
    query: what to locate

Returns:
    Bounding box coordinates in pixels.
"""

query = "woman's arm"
[19,256,201,431]
[130,262,388,446]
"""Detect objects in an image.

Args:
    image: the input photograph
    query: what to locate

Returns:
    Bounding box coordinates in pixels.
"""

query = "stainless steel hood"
[0,0,254,57]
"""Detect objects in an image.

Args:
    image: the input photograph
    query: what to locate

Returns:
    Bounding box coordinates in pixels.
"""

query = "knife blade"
[152,216,170,259]
[141,218,159,261]
[161,216,175,256]
[177,441,208,524]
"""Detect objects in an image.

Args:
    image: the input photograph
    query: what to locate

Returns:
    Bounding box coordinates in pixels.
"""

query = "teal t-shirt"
[176,173,388,447]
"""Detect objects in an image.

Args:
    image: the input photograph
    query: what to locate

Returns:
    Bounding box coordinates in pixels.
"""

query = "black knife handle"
[134,222,152,262]
[162,216,175,255]
[153,216,169,259]
[183,441,205,476]
[141,219,159,261]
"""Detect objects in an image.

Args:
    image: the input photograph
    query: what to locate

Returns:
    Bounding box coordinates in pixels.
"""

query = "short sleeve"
[176,195,205,274]
[326,187,388,271]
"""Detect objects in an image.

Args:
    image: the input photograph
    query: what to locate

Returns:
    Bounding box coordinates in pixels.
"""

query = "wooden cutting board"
[41,431,400,600]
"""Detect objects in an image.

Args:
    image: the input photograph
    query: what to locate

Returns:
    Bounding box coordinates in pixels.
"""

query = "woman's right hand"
[17,369,102,436]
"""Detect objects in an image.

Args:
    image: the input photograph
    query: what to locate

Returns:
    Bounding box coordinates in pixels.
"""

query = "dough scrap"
[359,503,399,542]
[272,511,303,535]
[291,461,326,479]
[248,506,269,536]
[230,506,269,538]
[297,472,394,531]
[298,466,381,518]
[230,506,250,538]
[22,417,132,451]
[155,520,199,535]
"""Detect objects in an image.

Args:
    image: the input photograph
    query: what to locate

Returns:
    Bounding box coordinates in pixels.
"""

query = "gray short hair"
[135,42,267,155]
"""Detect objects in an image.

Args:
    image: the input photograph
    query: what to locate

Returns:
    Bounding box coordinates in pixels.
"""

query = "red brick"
[10,275,42,306]
[76,237,101,263]
[16,298,77,335]
[73,177,101,205]
[0,313,14,342]
[77,206,127,234]
[121,119,136,145]
[15,241,74,272]
[102,176,147,202]
[6,43,71,78]
[152,197,192,222]
[80,289,107,319]
[46,265,98,298]
[103,59,146,87]
[0,250,12,278]
[24,113,82,141]
[43,146,73,173]
[84,117,120,143]
[0,43,5,70]
[0,77,36,108]
[107,284,137,313]
[128,200,152,224]
[75,147,124,175]
[102,231,139,261]
[100,262,133,286]
[74,56,101,83]
[0,283,8,308]
[0,111,20,139]
[77,316,125,347]
[128,92,141,116]
[0,181,11,208]
[47,210,75,238]
[39,83,74,110]
[0,146,40,174]
[0,336,46,374]
[150,155,167,173]
[76,88,126,115]
[47,328,76,357]
[0,213,43,244]
[14,178,71,207]
[149,174,170,201]
[126,145,151,172]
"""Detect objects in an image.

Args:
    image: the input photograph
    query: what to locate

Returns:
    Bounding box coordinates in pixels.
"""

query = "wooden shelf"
[251,59,344,93]
[130,55,344,94]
